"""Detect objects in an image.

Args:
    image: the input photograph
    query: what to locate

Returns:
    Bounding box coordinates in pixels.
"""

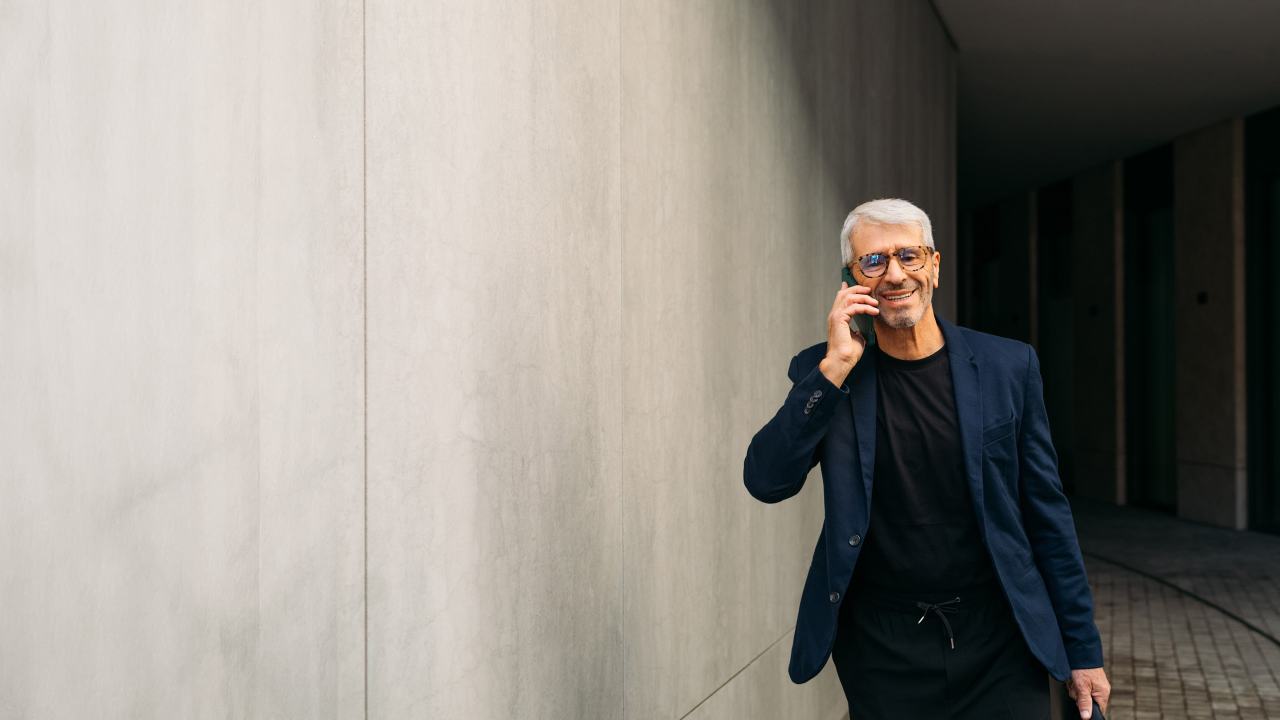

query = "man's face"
[848,222,940,330]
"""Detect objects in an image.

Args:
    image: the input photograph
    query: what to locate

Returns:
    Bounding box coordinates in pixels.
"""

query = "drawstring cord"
[915,596,962,649]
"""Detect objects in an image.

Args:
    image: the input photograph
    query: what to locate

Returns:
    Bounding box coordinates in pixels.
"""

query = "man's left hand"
[1067,667,1110,718]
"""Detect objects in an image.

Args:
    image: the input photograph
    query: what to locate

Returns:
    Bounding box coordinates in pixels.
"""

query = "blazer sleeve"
[742,351,850,504]
[1017,343,1105,670]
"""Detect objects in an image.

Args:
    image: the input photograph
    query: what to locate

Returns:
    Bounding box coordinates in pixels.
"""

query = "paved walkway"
[1071,498,1280,720]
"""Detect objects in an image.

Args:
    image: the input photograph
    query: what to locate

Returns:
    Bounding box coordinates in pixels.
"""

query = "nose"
[882,254,909,284]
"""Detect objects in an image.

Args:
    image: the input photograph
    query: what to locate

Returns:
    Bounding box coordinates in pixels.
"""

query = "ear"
[932,251,942,288]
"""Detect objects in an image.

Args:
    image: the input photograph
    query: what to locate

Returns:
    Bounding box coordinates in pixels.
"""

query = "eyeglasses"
[851,245,933,278]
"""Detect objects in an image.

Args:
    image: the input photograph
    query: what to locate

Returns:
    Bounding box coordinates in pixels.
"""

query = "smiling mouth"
[881,288,916,304]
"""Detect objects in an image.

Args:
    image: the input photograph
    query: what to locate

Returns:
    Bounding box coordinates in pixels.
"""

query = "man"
[743,198,1110,719]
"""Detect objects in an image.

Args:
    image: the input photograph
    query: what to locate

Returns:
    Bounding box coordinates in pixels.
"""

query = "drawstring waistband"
[848,579,1007,652]
[914,596,961,650]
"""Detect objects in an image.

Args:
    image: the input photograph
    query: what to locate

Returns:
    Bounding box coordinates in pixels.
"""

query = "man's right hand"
[821,281,879,386]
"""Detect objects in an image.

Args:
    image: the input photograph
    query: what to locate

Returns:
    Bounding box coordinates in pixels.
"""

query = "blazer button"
[848,534,861,546]
[811,390,823,400]
[803,406,812,415]
[829,591,840,603]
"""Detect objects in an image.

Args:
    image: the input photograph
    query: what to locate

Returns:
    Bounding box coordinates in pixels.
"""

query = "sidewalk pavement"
[1070,497,1280,720]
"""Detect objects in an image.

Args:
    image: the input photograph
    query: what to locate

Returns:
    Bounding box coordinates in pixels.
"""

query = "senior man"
[743,198,1110,719]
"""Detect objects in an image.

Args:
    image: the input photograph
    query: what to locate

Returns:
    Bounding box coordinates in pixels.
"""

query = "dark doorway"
[1036,181,1076,494]
[1123,144,1177,513]
[965,197,1033,343]
[1246,106,1280,535]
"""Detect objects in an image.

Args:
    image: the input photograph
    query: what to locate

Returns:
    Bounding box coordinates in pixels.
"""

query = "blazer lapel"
[847,346,877,523]
[937,314,987,533]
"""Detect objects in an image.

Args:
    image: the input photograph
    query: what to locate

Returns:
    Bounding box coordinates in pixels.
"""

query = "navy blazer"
[743,314,1104,684]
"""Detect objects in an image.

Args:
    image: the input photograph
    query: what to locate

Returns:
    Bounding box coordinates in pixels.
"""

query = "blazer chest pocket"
[981,413,1017,463]
[981,414,1019,497]
[981,414,1016,446]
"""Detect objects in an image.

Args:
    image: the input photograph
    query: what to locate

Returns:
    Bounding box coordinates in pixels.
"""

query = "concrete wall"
[1,1,954,718]
[617,3,954,718]
[0,2,366,718]
[1174,118,1248,529]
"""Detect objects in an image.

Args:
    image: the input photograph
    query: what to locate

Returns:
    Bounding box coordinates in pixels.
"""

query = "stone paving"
[1071,498,1280,720]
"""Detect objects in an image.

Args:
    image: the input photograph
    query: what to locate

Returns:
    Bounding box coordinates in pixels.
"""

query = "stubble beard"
[878,283,933,329]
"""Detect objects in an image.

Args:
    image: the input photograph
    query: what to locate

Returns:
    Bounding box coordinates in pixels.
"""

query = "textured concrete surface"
[0,2,365,719]
[364,1,624,718]
[1173,118,1248,530]
[367,0,954,718]
[621,0,955,716]
[2,1,953,718]
[623,0,956,716]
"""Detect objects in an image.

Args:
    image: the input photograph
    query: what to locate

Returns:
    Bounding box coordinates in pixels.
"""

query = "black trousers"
[830,579,1050,720]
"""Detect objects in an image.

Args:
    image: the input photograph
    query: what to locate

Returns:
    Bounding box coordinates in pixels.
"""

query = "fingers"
[845,294,880,312]
[835,283,874,303]
[834,284,879,315]
[1073,682,1093,719]
[1068,669,1110,719]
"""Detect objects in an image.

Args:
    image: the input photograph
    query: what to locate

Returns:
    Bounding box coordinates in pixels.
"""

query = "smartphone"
[841,266,876,346]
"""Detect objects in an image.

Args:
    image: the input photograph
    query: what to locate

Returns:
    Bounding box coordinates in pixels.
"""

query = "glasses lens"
[899,247,925,270]
[859,254,887,277]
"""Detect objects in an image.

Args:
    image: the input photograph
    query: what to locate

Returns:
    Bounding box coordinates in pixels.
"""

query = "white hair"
[839,198,935,266]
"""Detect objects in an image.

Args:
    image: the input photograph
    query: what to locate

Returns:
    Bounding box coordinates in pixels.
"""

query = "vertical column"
[1173,118,1247,529]
[1070,162,1126,504]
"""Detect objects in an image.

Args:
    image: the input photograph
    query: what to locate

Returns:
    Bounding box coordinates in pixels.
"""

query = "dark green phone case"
[841,266,876,346]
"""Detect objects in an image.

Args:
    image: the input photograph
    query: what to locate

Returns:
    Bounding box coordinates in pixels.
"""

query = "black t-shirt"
[849,341,997,594]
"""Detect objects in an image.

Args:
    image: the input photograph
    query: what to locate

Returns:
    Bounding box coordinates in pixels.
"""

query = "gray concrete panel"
[621,0,954,716]
[1173,119,1247,529]
[364,1,624,718]
[0,2,365,718]
[619,1,831,714]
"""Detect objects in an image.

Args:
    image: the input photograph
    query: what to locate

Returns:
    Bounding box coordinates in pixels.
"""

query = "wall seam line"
[925,0,960,52]
[677,627,794,719]
[362,0,370,715]
[617,0,626,716]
